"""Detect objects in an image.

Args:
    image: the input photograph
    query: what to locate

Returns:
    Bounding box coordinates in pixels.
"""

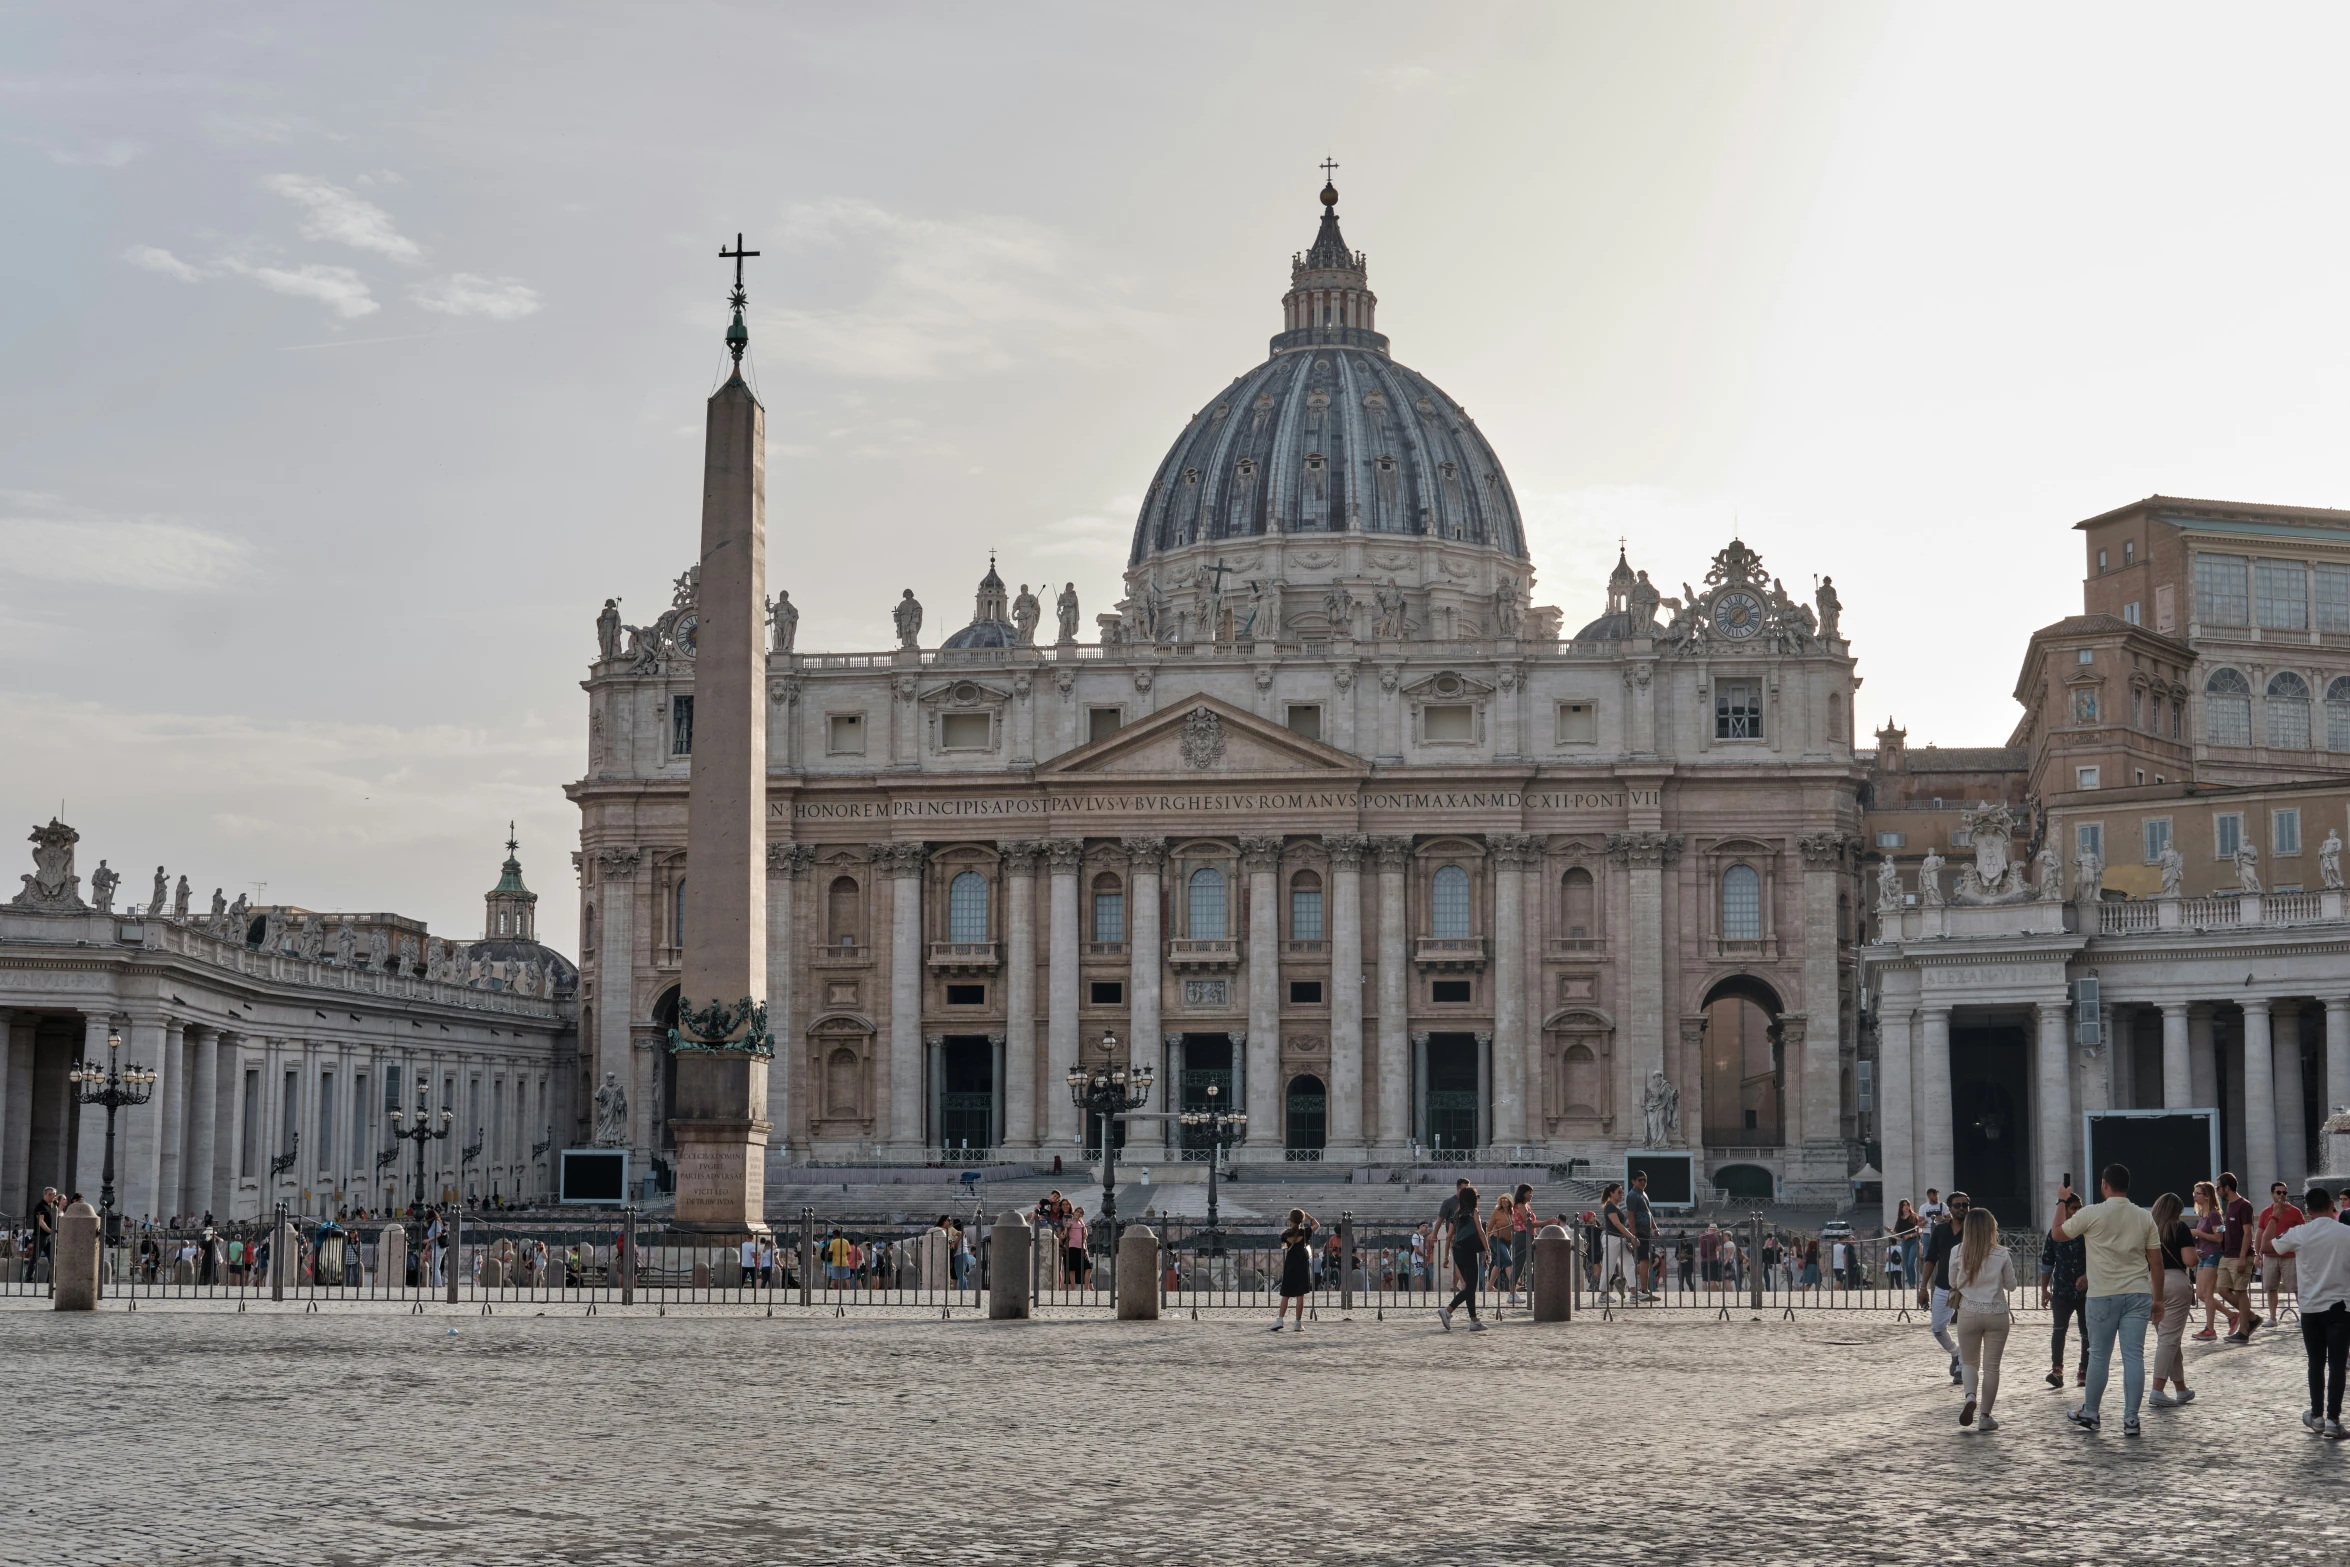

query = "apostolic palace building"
[571,180,1873,1205]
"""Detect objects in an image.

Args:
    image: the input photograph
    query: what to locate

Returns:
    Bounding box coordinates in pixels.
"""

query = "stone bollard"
[921,1229,952,1289]
[272,1215,297,1300]
[378,1224,407,1295]
[988,1210,1033,1320]
[53,1201,100,1311]
[481,1257,504,1288]
[1116,1229,1160,1321]
[1531,1224,1574,1323]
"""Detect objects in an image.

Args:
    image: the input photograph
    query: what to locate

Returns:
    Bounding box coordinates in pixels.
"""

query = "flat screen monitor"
[2083,1111,2219,1209]
[561,1148,628,1205]
[1626,1150,1696,1207]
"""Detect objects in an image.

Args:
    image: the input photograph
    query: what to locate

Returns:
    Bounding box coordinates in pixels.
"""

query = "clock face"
[1712,590,1764,640]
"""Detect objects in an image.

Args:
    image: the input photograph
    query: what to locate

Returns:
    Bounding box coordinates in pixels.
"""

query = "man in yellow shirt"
[2053,1163,2164,1437]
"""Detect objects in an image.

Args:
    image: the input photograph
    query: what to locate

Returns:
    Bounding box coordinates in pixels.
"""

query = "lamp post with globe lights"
[67,1027,155,1242]
[1065,1034,1152,1247]
[388,1077,453,1215]
[1177,1080,1247,1258]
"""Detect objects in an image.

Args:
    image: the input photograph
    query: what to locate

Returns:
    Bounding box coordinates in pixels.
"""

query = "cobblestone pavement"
[6,1299,2345,1567]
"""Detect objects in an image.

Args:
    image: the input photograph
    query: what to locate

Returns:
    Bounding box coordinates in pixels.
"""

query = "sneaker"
[2045,1369,2065,1388]
[1270,1321,1284,1332]
[1950,1356,1963,1385]
[1978,1414,2000,1433]
[2191,1328,2217,1341]
[2075,1368,2087,1386]
[2067,1407,2101,1432]
[1959,1399,1976,1427]
[1438,1307,1452,1331]
[2123,1419,2141,1438]
[2149,1390,2178,1408]
[2175,1388,2196,1406]
[2224,1332,2249,1345]
[1468,1318,1487,1332]
[2245,1314,2264,1340]
[2328,1419,2347,1440]
[2304,1410,2326,1434]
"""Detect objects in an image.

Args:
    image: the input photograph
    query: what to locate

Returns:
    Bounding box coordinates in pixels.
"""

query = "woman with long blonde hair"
[1947,1207,2017,1431]
[2189,1180,2224,1340]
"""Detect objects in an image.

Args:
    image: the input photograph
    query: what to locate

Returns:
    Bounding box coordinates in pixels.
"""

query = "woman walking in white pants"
[1948,1208,2017,1432]
[2148,1192,2197,1408]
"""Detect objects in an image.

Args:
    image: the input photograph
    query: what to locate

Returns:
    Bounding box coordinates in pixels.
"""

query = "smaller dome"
[942,619,1018,650]
[1573,610,1659,643]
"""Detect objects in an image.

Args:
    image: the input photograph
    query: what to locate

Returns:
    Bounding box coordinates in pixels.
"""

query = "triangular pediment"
[1039,694,1367,777]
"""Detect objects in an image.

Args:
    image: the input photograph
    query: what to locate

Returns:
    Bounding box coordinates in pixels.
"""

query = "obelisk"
[669,236,771,1235]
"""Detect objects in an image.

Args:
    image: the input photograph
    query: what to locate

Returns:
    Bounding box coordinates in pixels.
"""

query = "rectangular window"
[1422,704,1474,742]
[2077,649,2094,666]
[1714,680,1763,740]
[1290,887,1324,941]
[1284,704,1322,742]
[1874,831,1906,849]
[938,712,991,750]
[318,1070,335,1168]
[1289,980,1324,1005]
[2256,560,2309,630]
[1092,891,1124,944]
[1087,707,1123,744]
[2076,766,2100,790]
[944,983,985,1006]
[827,714,865,754]
[2156,583,2177,633]
[281,1069,300,1157]
[2143,818,2171,861]
[2215,813,2243,859]
[1431,979,1472,1004]
[2125,539,2137,566]
[240,1068,260,1176]
[2275,808,2302,855]
[384,1066,401,1113]
[2075,822,2103,859]
[2171,698,2182,740]
[1857,1059,1875,1113]
[2123,601,2141,625]
[1556,701,1596,744]
[1089,980,1123,1006]
[2318,563,2350,633]
[670,695,693,756]
[2194,553,2250,626]
[2097,547,2109,573]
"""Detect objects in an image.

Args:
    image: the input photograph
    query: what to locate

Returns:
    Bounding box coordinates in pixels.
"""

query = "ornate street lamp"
[1177,1080,1247,1258]
[1065,1033,1152,1249]
[388,1077,453,1214]
[67,1027,155,1241]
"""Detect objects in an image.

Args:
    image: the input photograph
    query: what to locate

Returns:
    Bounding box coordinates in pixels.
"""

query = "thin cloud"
[0,515,253,593]
[123,244,205,282]
[261,173,421,260]
[412,273,541,320]
[217,257,378,317]
[32,135,145,167]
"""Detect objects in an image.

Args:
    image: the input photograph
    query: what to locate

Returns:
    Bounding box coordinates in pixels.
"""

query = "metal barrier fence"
[0,1207,2310,1327]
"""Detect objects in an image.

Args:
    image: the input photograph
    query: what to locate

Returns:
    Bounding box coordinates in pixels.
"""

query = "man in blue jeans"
[2053,1162,2164,1437]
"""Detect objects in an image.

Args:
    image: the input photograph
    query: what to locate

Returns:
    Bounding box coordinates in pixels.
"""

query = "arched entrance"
[1700,975,1783,1148]
[1285,1074,1327,1159]
[1712,1163,1775,1201]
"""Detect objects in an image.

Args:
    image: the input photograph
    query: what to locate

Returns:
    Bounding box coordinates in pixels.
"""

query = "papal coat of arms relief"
[1180,707,1225,769]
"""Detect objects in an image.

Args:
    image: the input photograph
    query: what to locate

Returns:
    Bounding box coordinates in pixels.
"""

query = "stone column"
[208,1033,237,1216]
[1044,839,1083,1150]
[1796,834,1849,1152]
[118,1013,170,1221]
[2327,999,2350,1127]
[152,1019,186,1220]
[763,841,812,1172]
[1123,838,1165,1154]
[2243,1000,2278,1188]
[1372,837,1412,1157]
[1610,833,1679,1123]
[999,841,1041,1151]
[2275,1002,2308,1189]
[881,843,927,1156]
[2189,1004,2218,1109]
[2160,1001,2193,1109]
[1240,836,1284,1156]
[0,1014,31,1217]
[1878,1008,1913,1227]
[593,847,640,1155]
[2035,999,2073,1223]
[1916,1006,1954,1203]
[1489,834,1537,1146]
[1326,835,1368,1154]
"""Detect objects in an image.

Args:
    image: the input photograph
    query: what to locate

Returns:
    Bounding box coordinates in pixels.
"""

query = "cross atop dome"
[1284,165,1377,350]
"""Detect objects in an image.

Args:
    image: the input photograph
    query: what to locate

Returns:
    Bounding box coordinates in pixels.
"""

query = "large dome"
[1129,182,1526,568]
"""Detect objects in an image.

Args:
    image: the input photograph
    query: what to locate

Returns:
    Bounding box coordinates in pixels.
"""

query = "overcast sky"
[8,3,2350,960]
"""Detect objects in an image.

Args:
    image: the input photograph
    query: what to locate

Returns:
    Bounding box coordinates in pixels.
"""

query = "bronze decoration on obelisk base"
[667,235,774,1237]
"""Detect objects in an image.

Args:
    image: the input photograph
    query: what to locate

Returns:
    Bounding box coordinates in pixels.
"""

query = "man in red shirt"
[2216,1173,2261,1343]
[2257,1181,2308,1323]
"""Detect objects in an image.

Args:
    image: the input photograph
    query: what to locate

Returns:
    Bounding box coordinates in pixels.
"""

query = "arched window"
[2328,677,2350,752]
[1431,864,1471,939]
[1090,873,1124,944]
[1186,866,1227,940]
[1721,865,1762,941]
[2205,668,2252,747]
[1561,867,1595,939]
[947,871,988,942]
[827,876,861,948]
[2267,671,2312,750]
[1289,870,1323,941]
[673,879,686,946]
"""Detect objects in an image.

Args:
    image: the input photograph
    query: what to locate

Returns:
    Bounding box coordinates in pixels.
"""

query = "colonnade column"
[1241,836,1283,1153]
[0,1014,29,1217]
[999,841,1040,1151]
[114,1012,169,1221]
[2243,1001,2278,1189]
[881,842,927,1155]
[2328,1000,2350,1129]
[2160,1001,2192,1108]
[1489,834,1536,1147]
[1043,839,1082,1150]
[1878,1008,1914,1229]
[1915,1006,1954,1203]
[1326,835,1367,1154]
[1797,834,1849,1154]
[2189,1005,2218,1108]
[1611,833,1679,1125]
[592,847,640,1162]
[156,1019,187,1219]
[2274,1001,2307,1189]
[2035,998,2073,1223]
[1372,837,1411,1156]
[1123,838,1165,1154]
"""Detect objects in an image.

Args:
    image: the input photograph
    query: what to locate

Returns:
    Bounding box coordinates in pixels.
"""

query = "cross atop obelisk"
[719,232,760,365]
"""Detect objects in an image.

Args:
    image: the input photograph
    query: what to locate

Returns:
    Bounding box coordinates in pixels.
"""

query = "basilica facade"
[572,181,1870,1203]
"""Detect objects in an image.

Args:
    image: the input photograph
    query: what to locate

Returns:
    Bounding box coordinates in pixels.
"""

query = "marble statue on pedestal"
[335,924,355,966]
[597,599,623,660]
[767,590,798,654]
[2075,849,2104,905]
[149,866,169,918]
[1917,848,1945,907]
[2159,844,2185,898]
[892,589,924,649]
[2323,830,2344,891]
[173,876,191,917]
[210,886,226,921]
[1815,576,1841,640]
[2037,844,2064,902]
[1056,582,1080,644]
[1640,1071,1680,1148]
[90,860,118,913]
[1010,584,1041,646]
[368,929,390,970]
[1875,856,1900,913]
[593,1072,629,1147]
[2236,842,2262,895]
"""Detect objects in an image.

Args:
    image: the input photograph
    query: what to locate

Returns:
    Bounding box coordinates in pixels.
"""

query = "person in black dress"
[1441,1183,1489,1331]
[1273,1208,1317,1332]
